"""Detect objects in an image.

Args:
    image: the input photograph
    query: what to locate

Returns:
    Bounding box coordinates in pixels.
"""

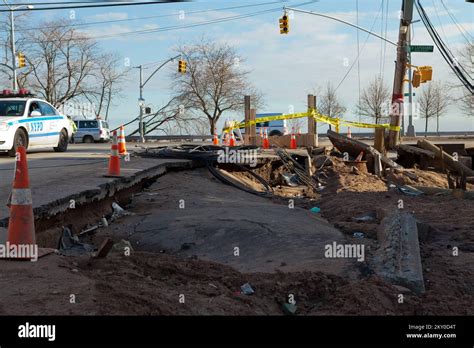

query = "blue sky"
[8,0,474,133]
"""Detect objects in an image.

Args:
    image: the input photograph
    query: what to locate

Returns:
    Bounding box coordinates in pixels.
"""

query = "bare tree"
[431,82,451,135]
[450,43,473,117]
[172,39,263,134]
[20,20,98,107]
[419,83,438,135]
[317,82,346,121]
[84,53,129,120]
[356,77,391,124]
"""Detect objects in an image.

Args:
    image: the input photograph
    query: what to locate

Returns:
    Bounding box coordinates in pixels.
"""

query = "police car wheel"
[8,129,28,157]
[53,129,68,153]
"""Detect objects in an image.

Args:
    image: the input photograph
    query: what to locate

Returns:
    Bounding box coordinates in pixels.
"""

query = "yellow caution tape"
[222,109,401,132]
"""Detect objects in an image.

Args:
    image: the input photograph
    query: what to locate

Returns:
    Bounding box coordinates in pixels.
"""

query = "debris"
[58,227,94,256]
[101,217,109,227]
[94,238,114,259]
[397,185,423,196]
[353,232,365,239]
[312,155,333,169]
[281,173,300,187]
[240,283,255,295]
[112,240,134,253]
[111,202,134,221]
[352,212,376,222]
[355,151,364,161]
[282,303,297,315]
[417,139,474,177]
[310,207,321,213]
[327,130,402,171]
[374,211,425,294]
[78,224,100,236]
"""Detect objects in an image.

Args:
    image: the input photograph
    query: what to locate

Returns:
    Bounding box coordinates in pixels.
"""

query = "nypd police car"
[0,89,72,157]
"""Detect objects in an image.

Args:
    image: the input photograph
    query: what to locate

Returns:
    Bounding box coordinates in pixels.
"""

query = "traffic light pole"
[135,54,181,143]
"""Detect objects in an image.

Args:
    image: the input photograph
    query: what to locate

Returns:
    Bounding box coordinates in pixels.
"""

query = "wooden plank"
[398,144,435,158]
[374,128,385,153]
[244,95,251,145]
[327,130,402,169]
[417,139,474,176]
[307,94,316,147]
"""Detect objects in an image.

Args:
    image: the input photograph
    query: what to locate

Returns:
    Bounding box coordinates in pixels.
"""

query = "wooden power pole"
[388,0,414,149]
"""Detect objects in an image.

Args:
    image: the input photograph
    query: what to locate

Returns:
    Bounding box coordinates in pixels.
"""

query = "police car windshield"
[0,101,26,117]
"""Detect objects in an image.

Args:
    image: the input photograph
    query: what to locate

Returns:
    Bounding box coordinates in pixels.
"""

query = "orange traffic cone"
[262,128,270,149]
[213,128,219,145]
[347,127,352,138]
[290,127,297,149]
[118,125,128,155]
[105,131,121,177]
[7,146,36,249]
[229,129,236,147]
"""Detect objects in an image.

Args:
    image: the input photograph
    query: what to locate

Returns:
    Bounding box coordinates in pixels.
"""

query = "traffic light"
[412,70,421,88]
[178,59,186,74]
[279,14,289,34]
[18,52,26,68]
[419,66,432,82]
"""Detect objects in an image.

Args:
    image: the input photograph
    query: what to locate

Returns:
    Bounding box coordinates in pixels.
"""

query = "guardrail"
[126,135,214,142]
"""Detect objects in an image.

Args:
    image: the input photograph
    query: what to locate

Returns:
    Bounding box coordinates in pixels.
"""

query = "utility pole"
[388,0,414,148]
[138,65,145,143]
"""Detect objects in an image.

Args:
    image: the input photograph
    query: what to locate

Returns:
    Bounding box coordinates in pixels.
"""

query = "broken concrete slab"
[373,211,425,294]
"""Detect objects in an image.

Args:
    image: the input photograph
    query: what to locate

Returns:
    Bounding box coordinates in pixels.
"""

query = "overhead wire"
[335,0,384,92]
[11,1,316,42]
[0,1,188,12]
[440,0,473,43]
[415,0,473,94]
[1,1,287,33]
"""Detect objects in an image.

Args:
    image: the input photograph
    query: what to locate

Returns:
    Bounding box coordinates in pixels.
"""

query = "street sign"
[404,93,416,97]
[409,45,434,52]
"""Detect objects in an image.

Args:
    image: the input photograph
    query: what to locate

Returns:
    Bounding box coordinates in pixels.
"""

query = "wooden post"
[249,108,256,146]
[307,94,318,148]
[374,128,385,154]
[244,95,251,145]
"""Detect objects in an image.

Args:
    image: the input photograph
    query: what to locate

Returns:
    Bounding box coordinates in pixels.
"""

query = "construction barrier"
[222,109,401,133]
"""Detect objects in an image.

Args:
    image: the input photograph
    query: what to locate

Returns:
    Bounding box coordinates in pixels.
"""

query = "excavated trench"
[0,160,201,248]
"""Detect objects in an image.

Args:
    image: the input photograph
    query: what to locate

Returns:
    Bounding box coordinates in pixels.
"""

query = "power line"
[2,1,285,33]
[440,0,473,43]
[335,1,384,92]
[356,0,361,123]
[416,0,473,94]
[381,0,389,81]
[19,1,316,42]
[0,1,188,12]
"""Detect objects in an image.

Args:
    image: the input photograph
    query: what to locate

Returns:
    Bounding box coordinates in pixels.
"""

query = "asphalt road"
[0,143,179,222]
